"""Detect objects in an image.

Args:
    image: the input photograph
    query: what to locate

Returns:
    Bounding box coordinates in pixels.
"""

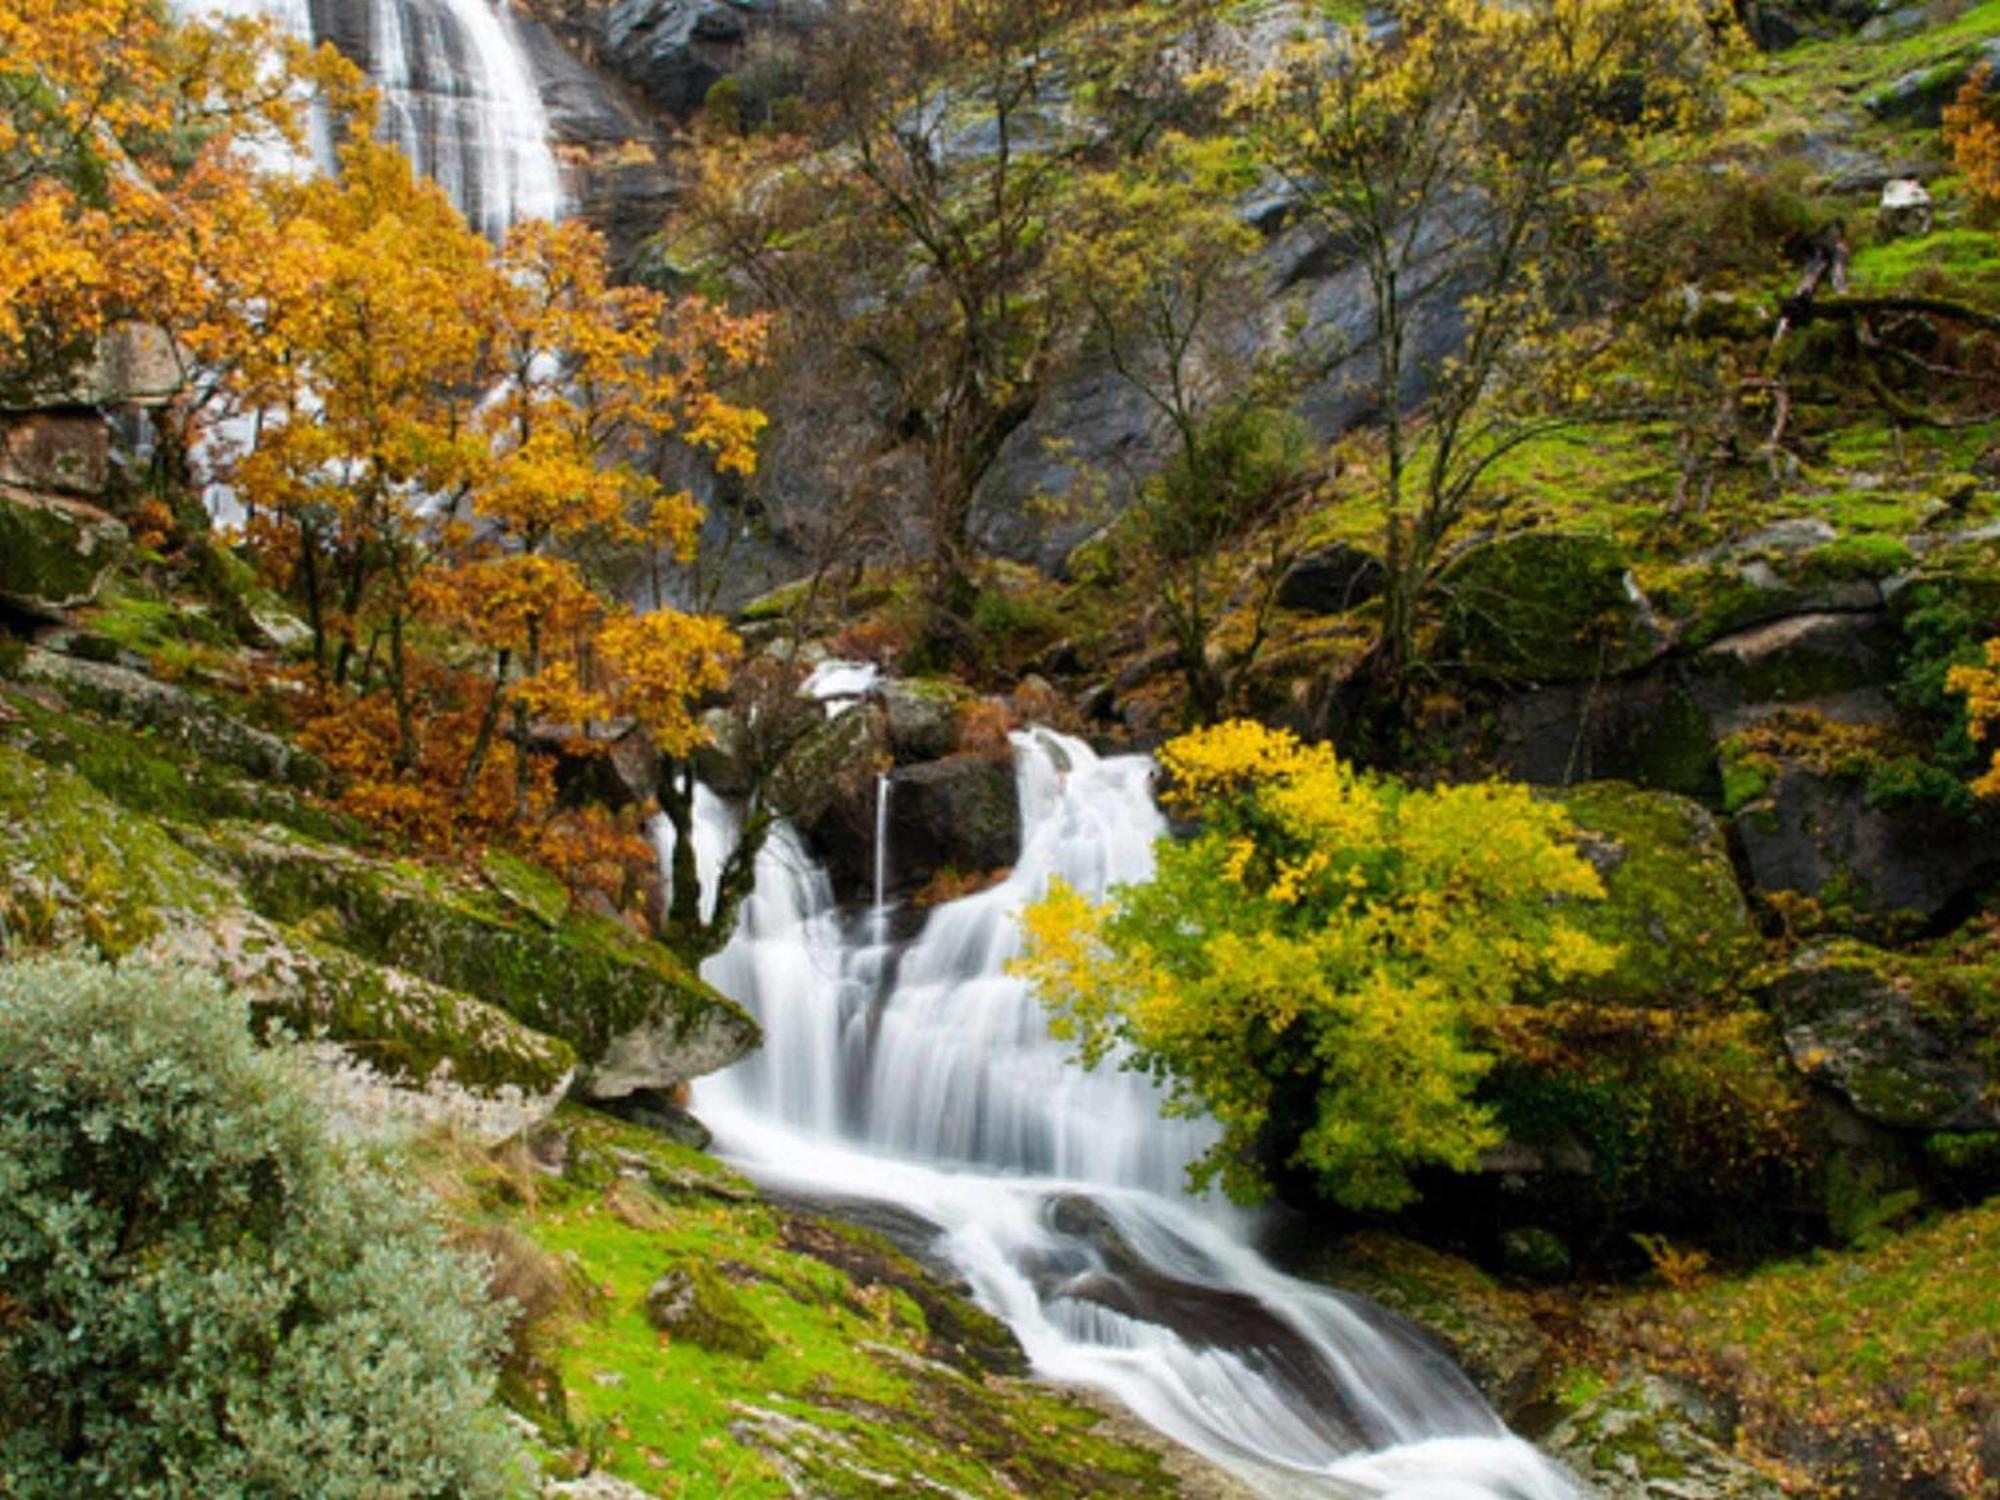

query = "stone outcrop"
[191,818,758,1100]
[0,489,126,620]
[597,0,795,119]
[881,753,1022,899]
[1766,943,1998,1132]
[1731,761,1994,923]
[0,744,574,1143]
[1553,783,1755,1008]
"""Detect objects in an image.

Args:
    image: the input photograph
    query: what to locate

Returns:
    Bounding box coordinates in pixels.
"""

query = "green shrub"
[0,954,522,1498]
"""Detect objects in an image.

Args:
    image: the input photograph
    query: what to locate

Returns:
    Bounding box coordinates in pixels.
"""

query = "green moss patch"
[191,820,756,1074]
[479,1107,1186,1498]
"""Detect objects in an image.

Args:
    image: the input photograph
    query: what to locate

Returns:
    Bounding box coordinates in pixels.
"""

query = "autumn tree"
[1056,133,1308,723]
[1016,720,1613,1209]
[224,133,498,746]
[1234,0,1727,682]
[1949,639,2000,799]
[436,217,766,801]
[1944,65,2000,214]
[0,0,347,402]
[679,0,1124,651]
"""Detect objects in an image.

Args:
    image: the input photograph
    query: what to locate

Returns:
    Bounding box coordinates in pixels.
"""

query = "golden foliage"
[1947,637,2000,798]
[1944,66,2000,212]
[1017,721,1615,1208]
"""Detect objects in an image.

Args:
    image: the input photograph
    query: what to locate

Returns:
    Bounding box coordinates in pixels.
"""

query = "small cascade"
[694,730,1586,1498]
[872,771,891,917]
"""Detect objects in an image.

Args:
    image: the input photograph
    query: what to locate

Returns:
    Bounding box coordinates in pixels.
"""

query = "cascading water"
[690,725,1588,1499]
[346,0,564,234]
[190,0,564,235]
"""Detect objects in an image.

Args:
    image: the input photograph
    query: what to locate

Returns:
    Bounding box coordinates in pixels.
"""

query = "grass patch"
[450,1108,1181,1498]
[1601,1196,2000,1493]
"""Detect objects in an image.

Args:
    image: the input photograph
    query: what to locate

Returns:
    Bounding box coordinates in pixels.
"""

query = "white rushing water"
[690,727,1588,1499]
[189,0,563,235]
[363,0,564,235]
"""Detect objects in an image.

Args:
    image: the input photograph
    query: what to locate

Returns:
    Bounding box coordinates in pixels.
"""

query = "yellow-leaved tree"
[1948,640,2000,798]
[1233,0,1728,684]
[1015,721,1615,1209]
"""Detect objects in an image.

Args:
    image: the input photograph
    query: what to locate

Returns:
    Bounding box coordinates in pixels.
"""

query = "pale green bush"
[0,953,522,1498]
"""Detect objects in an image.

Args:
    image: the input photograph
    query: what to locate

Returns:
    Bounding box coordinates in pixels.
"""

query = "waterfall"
[356,0,564,235]
[188,0,564,235]
[692,729,1587,1499]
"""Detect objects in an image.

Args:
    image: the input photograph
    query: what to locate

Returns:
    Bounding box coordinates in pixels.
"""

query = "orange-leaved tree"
[1945,66,2000,213]
[0,0,353,403]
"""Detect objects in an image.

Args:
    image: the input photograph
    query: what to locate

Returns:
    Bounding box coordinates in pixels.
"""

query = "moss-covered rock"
[1442,532,1667,682]
[0,745,573,1135]
[0,743,235,953]
[1,684,359,843]
[644,1261,775,1359]
[18,647,319,786]
[0,485,126,619]
[1550,782,1754,1007]
[880,675,970,763]
[187,820,757,1096]
[1765,941,1998,1132]
[1543,1373,1783,1499]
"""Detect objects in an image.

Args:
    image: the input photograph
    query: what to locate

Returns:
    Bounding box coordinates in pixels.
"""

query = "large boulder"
[880,676,969,763]
[1485,672,1718,797]
[881,753,1022,900]
[1552,782,1755,1007]
[1730,760,1994,922]
[1766,942,1998,1132]
[0,745,573,1143]
[0,412,108,497]
[187,818,758,1100]
[1441,532,1667,683]
[1544,1373,1784,1499]
[0,487,125,619]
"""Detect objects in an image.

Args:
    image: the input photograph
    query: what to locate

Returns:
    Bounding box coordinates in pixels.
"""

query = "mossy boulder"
[1688,613,1900,734]
[1543,1373,1783,1499]
[1730,760,1994,922]
[1442,532,1667,683]
[1765,942,1998,1132]
[644,1261,774,1359]
[770,702,892,897]
[0,485,126,619]
[187,820,757,1098]
[0,745,573,1137]
[1549,782,1754,1007]
[881,675,970,763]
[19,647,318,786]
